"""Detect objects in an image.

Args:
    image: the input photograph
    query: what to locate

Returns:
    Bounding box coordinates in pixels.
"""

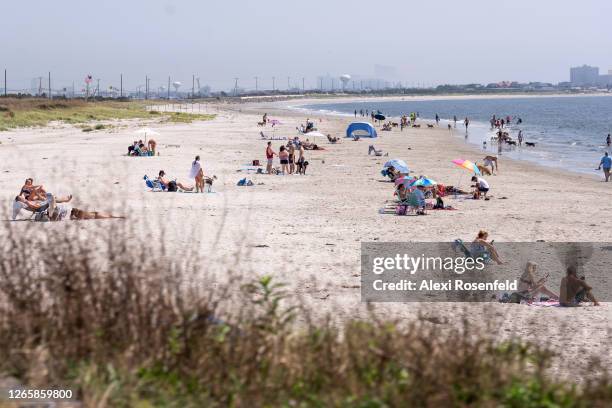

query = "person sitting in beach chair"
[156,170,194,192]
[559,265,600,306]
[471,230,502,264]
[507,262,559,303]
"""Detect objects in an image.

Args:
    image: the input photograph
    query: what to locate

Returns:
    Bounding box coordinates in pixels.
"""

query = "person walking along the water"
[598,152,612,182]
[606,133,611,148]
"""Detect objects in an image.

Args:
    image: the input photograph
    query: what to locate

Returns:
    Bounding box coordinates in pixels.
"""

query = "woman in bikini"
[278,145,289,175]
[509,262,558,303]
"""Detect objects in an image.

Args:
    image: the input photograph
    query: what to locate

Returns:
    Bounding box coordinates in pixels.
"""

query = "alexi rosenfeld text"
[369,254,517,292]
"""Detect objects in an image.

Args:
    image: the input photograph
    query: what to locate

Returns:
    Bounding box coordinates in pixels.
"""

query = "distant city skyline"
[3,0,612,92]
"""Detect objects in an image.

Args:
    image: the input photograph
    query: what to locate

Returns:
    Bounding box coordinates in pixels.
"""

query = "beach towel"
[189,160,202,179]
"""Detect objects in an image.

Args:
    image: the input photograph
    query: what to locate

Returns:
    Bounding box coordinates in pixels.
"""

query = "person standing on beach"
[606,133,611,147]
[518,130,523,147]
[266,141,276,174]
[464,117,470,131]
[189,155,205,193]
[435,114,440,125]
[453,115,457,128]
[354,109,357,118]
[598,152,612,182]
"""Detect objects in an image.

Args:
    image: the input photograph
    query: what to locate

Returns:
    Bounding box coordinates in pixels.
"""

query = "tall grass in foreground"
[0,221,610,407]
[0,98,214,130]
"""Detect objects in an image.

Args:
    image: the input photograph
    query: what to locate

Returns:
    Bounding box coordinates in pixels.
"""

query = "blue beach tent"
[346,122,377,138]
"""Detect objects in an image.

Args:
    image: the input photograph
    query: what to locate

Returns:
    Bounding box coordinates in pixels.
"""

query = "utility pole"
[287,76,290,90]
[145,76,148,100]
[167,76,170,99]
[254,76,258,91]
[320,78,323,91]
[38,77,42,96]
[302,77,305,92]
[192,74,195,98]
[120,74,123,98]
[272,76,275,92]
[48,72,51,99]
[96,78,100,97]
[4,69,6,97]
[234,77,239,96]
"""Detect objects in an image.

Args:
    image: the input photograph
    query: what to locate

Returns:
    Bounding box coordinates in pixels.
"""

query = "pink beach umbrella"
[452,159,481,175]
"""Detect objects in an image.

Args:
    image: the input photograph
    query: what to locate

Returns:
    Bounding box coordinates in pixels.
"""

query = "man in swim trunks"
[559,265,599,306]
[266,141,276,174]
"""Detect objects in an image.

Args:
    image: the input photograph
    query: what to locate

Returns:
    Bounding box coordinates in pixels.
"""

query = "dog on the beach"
[412,124,421,128]
[296,160,309,175]
[525,142,536,147]
[476,165,492,176]
[447,124,452,130]
[391,122,399,127]
[257,121,266,127]
[427,124,435,128]
[506,140,517,146]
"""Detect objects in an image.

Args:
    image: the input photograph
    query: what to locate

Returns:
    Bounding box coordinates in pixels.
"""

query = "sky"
[3,0,612,91]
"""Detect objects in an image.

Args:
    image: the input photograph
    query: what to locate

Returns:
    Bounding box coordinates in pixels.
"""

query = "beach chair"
[144,175,166,192]
[12,199,50,221]
[452,239,492,263]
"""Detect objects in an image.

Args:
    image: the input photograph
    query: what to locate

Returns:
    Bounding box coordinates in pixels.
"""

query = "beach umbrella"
[395,176,416,186]
[452,159,481,175]
[383,159,410,174]
[305,131,326,140]
[410,177,437,187]
[134,127,159,143]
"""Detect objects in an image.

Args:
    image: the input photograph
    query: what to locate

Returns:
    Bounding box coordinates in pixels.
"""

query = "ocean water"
[299,96,612,175]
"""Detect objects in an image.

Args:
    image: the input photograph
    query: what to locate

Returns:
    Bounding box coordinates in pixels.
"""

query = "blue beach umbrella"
[410,177,437,187]
[383,159,410,174]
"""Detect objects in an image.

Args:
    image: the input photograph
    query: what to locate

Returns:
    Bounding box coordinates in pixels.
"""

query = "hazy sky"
[4,0,612,91]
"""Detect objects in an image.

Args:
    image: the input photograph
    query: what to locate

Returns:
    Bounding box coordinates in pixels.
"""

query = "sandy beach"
[1,97,610,376]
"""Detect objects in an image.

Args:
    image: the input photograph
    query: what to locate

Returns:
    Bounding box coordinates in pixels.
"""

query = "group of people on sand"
[14,178,122,221]
[265,139,307,175]
[153,155,214,192]
[472,230,599,306]
[128,139,156,156]
[510,261,600,306]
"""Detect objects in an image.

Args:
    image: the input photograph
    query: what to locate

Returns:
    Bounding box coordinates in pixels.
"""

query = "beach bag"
[395,205,407,216]
[168,181,178,192]
[252,159,260,166]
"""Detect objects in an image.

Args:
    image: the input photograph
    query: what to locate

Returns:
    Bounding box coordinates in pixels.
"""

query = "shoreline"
[277,96,608,179]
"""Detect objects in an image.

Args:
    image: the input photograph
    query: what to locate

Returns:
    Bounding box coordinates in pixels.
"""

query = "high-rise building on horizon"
[570,65,600,86]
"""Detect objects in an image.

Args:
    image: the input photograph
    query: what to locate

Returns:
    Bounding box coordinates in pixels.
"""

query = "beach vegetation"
[0,98,215,130]
[0,221,610,407]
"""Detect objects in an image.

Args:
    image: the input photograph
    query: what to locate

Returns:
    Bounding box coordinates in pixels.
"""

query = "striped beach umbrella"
[452,159,481,175]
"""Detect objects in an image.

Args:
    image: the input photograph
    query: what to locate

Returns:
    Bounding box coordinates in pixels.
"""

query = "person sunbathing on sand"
[472,230,503,264]
[509,262,558,303]
[157,170,194,192]
[559,265,600,306]
[69,208,125,220]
